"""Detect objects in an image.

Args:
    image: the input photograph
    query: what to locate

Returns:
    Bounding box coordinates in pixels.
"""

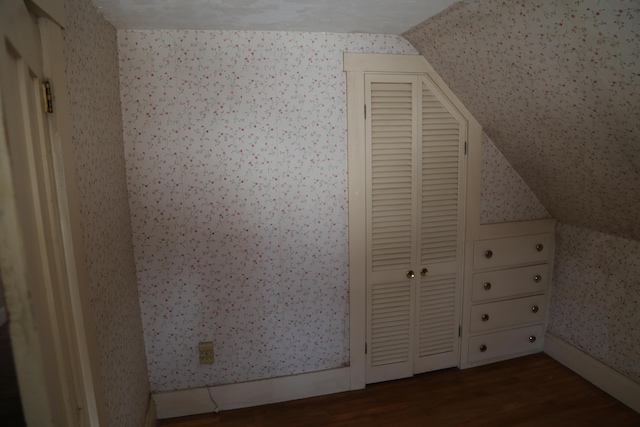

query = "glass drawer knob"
[483,282,492,291]
[484,250,493,259]
[534,275,542,283]
[529,335,537,343]
[481,314,489,322]
[531,305,539,313]
[536,244,544,252]
[480,344,487,352]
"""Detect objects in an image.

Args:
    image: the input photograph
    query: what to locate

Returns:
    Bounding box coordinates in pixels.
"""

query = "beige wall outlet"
[198,341,214,364]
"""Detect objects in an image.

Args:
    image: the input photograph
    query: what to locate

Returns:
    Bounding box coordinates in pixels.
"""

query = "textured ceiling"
[404,0,640,241]
[92,0,459,33]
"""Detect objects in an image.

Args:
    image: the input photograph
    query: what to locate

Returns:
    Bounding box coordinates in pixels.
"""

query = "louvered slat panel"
[421,81,460,265]
[371,281,411,366]
[418,274,456,356]
[370,82,413,271]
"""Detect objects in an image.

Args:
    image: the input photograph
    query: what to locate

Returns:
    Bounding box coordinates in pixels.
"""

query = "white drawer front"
[472,264,549,302]
[469,295,546,333]
[473,233,551,270]
[467,324,544,363]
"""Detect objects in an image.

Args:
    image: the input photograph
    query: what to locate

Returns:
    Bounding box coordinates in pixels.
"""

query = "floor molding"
[153,367,351,419]
[544,332,640,413]
[145,394,157,427]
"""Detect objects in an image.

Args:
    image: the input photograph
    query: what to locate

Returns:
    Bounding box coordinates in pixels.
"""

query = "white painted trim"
[344,53,435,73]
[544,333,640,413]
[145,395,157,427]
[153,367,351,419]
[478,219,556,240]
[0,306,6,327]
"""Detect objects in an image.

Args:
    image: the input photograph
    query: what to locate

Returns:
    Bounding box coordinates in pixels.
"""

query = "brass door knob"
[420,268,429,277]
[536,244,544,252]
[529,335,537,343]
[531,305,539,313]
[406,270,415,279]
[534,275,542,283]
[483,282,492,291]
[480,344,487,352]
[481,314,489,322]
[484,250,493,259]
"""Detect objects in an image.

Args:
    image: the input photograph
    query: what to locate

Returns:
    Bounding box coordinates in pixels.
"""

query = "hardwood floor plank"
[159,354,640,427]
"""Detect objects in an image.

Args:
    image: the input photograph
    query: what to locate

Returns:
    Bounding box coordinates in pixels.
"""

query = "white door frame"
[0,0,107,424]
[344,53,482,390]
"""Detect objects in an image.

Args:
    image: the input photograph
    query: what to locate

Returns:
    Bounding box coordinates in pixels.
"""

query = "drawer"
[472,264,550,302]
[469,295,547,333]
[467,324,544,364]
[473,233,551,270]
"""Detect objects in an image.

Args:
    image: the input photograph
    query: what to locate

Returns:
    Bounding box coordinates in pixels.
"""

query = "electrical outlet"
[198,341,214,364]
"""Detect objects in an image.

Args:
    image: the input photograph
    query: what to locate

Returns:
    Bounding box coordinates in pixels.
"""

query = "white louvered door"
[365,73,466,384]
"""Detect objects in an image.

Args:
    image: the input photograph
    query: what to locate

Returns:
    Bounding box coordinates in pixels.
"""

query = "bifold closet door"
[365,74,466,384]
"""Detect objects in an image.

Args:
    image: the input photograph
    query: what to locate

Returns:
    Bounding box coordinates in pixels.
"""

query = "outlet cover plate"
[198,341,214,364]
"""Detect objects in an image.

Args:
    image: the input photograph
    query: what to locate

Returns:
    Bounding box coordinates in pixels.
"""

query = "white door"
[0,0,103,424]
[365,73,467,384]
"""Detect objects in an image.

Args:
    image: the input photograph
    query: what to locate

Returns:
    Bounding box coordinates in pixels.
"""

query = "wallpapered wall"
[481,134,549,224]
[405,0,639,382]
[550,224,640,383]
[118,30,418,391]
[404,0,640,241]
[63,0,150,424]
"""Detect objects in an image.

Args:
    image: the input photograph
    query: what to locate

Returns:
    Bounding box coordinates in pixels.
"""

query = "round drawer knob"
[531,305,539,313]
[529,335,537,343]
[534,274,542,283]
[483,282,492,291]
[536,244,544,252]
[480,344,487,352]
[481,314,489,322]
[484,250,493,259]
[406,270,415,279]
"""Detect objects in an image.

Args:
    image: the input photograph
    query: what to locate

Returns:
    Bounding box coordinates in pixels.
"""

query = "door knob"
[420,268,429,277]
[406,270,415,279]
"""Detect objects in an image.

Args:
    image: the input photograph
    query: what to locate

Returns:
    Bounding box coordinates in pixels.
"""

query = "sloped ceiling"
[92,0,459,34]
[404,0,640,241]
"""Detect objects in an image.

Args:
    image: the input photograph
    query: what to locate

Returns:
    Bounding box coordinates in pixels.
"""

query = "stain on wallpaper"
[118,30,417,391]
[404,0,640,241]
[549,224,640,384]
[481,133,550,224]
[63,0,150,423]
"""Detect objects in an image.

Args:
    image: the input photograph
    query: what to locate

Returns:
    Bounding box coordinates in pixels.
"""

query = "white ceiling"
[92,0,460,34]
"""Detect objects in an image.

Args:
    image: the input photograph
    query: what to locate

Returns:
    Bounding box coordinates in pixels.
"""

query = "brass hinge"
[41,81,53,113]
[365,342,368,354]
[364,104,367,119]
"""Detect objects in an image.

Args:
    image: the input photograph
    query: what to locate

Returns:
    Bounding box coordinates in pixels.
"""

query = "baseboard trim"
[153,367,351,419]
[544,332,640,413]
[145,394,157,427]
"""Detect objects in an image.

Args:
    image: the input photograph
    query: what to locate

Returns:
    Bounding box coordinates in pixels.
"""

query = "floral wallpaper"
[404,0,640,241]
[117,30,417,391]
[481,133,550,224]
[63,0,150,424]
[549,224,640,384]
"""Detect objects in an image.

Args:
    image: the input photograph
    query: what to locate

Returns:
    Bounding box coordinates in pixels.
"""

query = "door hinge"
[364,104,367,119]
[464,141,468,155]
[365,342,368,354]
[458,325,462,337]
[42,81,53,114]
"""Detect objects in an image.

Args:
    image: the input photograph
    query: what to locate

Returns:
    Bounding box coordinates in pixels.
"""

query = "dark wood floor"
[0,322,26,426]
[159,353,640,427]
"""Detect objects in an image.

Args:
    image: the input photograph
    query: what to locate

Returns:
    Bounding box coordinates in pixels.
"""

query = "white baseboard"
[145,394,157,427]
[0,306,6,327]
[544,332,640,413]
[153,367,351,419]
